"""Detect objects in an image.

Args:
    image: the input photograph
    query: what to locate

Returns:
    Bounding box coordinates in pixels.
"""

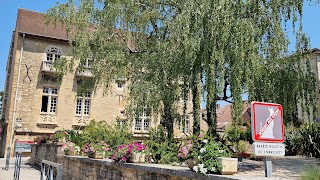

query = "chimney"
[216,104,220,111]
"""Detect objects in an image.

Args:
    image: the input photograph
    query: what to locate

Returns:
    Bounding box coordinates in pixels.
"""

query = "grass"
[300,165,320,180]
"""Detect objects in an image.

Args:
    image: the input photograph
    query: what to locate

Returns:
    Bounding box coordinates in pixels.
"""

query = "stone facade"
[0,9,195,157]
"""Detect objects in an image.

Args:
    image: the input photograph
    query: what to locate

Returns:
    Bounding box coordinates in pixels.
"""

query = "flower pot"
[87,153,95,158]
[217,157,238,175]
[94,151,105,159]
[128,153,145,163]
[187,159,197,171]
[64,150,75,156]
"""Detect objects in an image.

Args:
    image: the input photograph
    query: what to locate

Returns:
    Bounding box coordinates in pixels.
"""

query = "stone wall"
[57,156,236,180]
[30,143,63,165]
[31,143,236,180]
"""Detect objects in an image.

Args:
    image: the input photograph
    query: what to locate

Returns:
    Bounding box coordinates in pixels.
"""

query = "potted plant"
[111,142,147,163]
[82,141,111,159]
[111,144,132,162]
[178,134,208,170]
[128,142,147,163]
[61,142,80,156]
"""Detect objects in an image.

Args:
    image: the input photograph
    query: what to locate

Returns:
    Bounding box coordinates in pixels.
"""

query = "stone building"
[0,9,195,157]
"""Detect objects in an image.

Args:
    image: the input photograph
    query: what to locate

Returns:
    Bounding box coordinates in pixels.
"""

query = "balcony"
[37,114,57,125]
[72,116,90,127]
[76,66,93,78]
[41,61,57,73]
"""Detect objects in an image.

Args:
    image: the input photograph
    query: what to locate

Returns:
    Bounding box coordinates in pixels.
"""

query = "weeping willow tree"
[47,0,317,138]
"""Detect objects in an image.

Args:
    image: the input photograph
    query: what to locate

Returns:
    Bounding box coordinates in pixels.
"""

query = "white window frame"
[41,87,59,114]
[116,80,125,89]
[179,87,190,102]
[45,47,62,64]
[75,92,91,117]
[183,115,190,134]
[134,110,151,132]
[117,119,127,127]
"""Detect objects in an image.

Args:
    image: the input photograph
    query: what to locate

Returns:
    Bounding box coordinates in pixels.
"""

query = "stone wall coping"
[61,156,238,180]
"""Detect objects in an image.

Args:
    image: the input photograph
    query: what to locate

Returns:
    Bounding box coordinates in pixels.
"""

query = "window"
[116,80,125,89]
[76,92,91,116]
[80,58,94,68]
[183,115,190,134]
[41,87,58,113]
[46,47,62,63]
[180,86,189,102]
[135,109,151,132]
[117,119,127,127]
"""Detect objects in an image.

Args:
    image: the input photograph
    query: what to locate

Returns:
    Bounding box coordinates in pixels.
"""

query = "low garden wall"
[31,143,237,180]
[30,143,64,165]
[57,156,237,180]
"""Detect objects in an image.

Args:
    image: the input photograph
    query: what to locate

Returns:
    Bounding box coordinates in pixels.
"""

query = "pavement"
[0,157,40,180]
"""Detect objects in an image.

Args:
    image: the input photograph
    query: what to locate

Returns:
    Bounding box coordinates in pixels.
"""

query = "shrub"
[284,122,320,157]
[80,120,132,149]
[300,165,320,180]
[146,125,179,164]
[111,142,147,162]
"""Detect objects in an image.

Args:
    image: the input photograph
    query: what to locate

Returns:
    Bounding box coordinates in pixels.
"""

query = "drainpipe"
[3,33,25,170]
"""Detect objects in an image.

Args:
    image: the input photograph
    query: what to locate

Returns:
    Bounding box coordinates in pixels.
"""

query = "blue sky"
[1,1,320,107]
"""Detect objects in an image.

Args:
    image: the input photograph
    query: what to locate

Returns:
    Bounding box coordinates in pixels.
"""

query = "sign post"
[251,101,285,178]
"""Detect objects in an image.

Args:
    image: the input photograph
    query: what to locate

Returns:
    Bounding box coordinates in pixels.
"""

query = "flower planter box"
[128,153,145,163]
[217,157,238,175]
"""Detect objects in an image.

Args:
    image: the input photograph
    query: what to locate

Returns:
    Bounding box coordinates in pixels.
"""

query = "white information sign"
[253,142,285,157]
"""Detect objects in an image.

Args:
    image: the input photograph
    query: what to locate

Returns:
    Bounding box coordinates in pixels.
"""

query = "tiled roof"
[16,8,69,41]
[202,101,251,131]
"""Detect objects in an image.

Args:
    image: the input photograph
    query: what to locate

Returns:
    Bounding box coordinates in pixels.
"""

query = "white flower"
[200,148,206,153]
[201,168,207,174]
[202,139,208,144]
[151,159,154,163]
[198,156,201,159]
[198,164,207,174]
[193,166,199,172]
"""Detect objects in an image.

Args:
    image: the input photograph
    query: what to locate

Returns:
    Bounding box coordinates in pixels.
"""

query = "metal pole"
[264,157,272,177]
[3,33,25,170]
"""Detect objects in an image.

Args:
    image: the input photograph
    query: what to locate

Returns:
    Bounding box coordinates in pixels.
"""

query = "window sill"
[133,131,149,134]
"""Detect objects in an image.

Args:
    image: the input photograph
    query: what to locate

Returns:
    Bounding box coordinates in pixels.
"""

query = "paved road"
[0,157,40,180]
[233,156,320,180]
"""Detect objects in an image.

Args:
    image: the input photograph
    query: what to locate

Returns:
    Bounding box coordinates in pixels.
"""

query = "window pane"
[50,97,57,113]
[185,116,190,134]
[51,88,58,95]
[144,119,150,131]
[55,55,61,61]
[116,80,125,88]
[85,92,91,98]
[41,96,49,112]
[84,99,90,115]
[135,119,142,131]
[43,87,49,94]
[76,98,82,115]
[46,54,53,62]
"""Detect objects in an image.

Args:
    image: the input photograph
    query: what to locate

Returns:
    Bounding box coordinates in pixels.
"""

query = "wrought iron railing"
[40,160,62,180]
[13,152,22,180]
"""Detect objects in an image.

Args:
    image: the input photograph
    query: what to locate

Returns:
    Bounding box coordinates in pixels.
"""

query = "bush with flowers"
[82,141,111,157]
[178,134,231,174]
[61,142,80,155]
[111,142,147,162]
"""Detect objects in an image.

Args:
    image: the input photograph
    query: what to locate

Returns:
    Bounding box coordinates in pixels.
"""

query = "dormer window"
[46,47,62,63]
[116,80,125,89]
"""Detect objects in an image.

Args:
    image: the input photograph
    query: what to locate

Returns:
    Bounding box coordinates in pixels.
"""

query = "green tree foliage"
[47,0,316,138]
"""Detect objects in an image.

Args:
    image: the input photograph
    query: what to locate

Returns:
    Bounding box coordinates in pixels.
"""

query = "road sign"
[251,101,284,142]
[252,142,285,156]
